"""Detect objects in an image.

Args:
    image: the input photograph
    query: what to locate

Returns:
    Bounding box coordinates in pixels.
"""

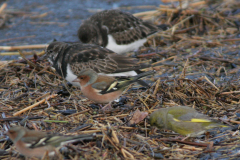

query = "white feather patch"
[65,64,80,87]
[106,35,147,54]
[100,70,138,77]
[93,88,103,95]
[66,64,137,87]
[24,143,32,147]
[48,151,55,156]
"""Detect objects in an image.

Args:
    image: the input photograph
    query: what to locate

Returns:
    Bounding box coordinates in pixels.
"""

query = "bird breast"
[81,85,123,103]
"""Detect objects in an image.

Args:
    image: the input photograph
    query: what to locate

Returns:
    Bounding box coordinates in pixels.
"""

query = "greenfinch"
[149,106,227,137]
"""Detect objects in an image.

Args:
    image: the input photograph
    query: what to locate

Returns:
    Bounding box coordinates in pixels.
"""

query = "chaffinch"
[78,9,164,54]
[72,69,155,104]
[40,41,149,87]
[7,126,95,158]
[149,106,228,137]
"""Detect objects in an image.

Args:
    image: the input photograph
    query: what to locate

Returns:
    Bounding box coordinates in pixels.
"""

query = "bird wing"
[29,134,96,148]
[21,136,45,145]
[91,81,110,91]
[168,106,212,123]
[19,129,47,144]
[96,70,154,94]
[91,75,117,94]
[29,135,68,148]
[91,9,158,45]
[66,43,141,74]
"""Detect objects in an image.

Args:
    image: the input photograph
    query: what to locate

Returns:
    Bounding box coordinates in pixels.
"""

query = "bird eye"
[48,50,53,54]
[80,77,84,80]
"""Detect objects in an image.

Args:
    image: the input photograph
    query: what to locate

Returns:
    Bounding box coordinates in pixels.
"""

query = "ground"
[1,0,240,159]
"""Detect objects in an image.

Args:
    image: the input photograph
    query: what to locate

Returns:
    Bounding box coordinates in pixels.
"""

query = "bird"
[78,9,161,54]
[40,41,149,87]
[149,106,228,137]
[6,126,95,158]
[72,69,155,104]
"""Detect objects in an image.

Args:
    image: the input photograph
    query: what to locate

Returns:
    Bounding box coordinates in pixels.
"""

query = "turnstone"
[72,69,155,103]
[78,9,159,54]
[40,41,149,87]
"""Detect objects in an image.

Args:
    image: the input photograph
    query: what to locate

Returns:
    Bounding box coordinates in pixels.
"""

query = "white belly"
[65,64,79,87]
[106,35,147,54]
[65,64,138,87]
[101,70,137,76]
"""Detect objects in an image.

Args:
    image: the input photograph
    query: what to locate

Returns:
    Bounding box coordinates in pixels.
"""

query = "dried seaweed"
[1,0,240,159]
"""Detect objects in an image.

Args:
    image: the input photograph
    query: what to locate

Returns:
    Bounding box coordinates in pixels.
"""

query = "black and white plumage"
[41,41,149,87]
[78,9,159,54]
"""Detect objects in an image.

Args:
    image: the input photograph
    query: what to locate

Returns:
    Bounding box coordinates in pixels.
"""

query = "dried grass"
[1,0,240,159]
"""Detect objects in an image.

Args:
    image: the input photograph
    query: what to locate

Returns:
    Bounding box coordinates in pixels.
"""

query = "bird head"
[149,109,166,129]
[78,20,101,45]
[73,69,98,87]
[40,41,68,64]
[7,126,26,143]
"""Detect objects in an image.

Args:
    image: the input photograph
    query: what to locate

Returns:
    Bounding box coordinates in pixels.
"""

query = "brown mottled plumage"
[78,9,159,54]
[41,41,149,87]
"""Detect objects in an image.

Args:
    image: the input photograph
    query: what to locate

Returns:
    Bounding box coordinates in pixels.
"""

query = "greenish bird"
[149,106,227,137]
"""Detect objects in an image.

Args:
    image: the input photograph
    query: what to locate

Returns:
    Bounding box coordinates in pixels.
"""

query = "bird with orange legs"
[7,126,95,158]
[73,69,155,109]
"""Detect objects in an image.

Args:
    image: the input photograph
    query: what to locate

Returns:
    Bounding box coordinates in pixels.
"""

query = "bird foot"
[101,103,113,111]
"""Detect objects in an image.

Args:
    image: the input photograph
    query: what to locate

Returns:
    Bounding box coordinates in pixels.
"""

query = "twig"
[221,119,240,124]
[18,50,42,70]
[43,120,69,123]
[151,56,177,66]
[204,76,219,91]
[67,109,90,117]
[0,60,14,70]
[138,95,150,110]
[180,58,189,78]
[220,38,240,42]
[13,94,58,116]
[174,25,199,34]
[158,138,209,147]
[0,44,48,51]
[0,3,7,14]
[0,35,36,43]
[121,148,134,159]
[220,91,240,95]
[171,15,195,32]
[29,21,68,25]
[119,5,157,10]
[0,50,45,56]
[153,78,160,97]
[199,56,240,65]
[133,10,158,17]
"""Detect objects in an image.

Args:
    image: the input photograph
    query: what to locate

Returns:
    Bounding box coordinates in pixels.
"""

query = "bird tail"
[30,134,96,148]
[59,133,96,146]
[101,70,155,94]
[132,70,156,81]
[118,70,155,88]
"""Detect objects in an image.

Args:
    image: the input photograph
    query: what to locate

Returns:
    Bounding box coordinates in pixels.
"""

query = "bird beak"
[38,52,47,61]
[12,130,25,143]
[72,78,80,82]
